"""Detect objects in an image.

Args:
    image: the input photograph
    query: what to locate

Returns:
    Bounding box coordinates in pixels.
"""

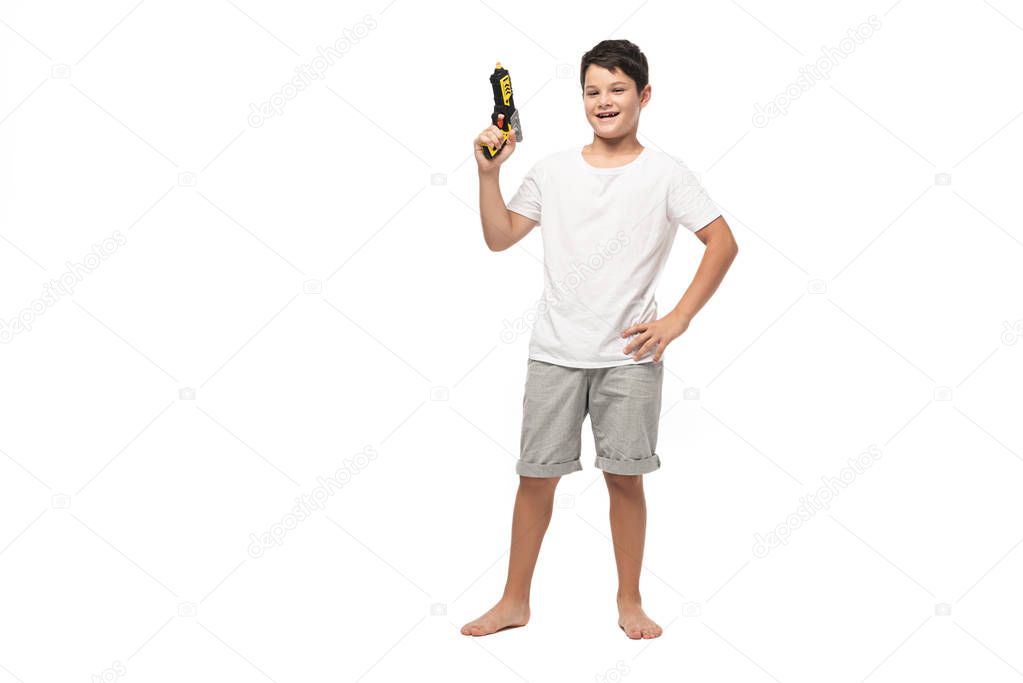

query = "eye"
[614,88,624,92]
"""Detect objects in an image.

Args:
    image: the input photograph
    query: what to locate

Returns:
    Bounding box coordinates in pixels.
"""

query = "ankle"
[616,592,642,605]
[500,593,531,609]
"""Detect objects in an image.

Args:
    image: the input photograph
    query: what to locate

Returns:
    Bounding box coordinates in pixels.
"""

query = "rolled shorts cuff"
[516,460,584,478]
[594,452,661,475]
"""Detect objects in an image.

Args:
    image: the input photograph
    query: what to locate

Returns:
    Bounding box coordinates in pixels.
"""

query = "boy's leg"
[505,475,560,601]
[605,472,662,639]
[588,361,665,639]
[462,359,586,637]
[460,475,559,636]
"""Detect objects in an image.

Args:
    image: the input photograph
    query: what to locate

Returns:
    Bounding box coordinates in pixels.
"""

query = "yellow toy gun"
[482,61,522,159]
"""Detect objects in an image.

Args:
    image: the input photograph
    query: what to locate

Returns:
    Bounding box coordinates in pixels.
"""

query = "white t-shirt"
[506,145,721,368]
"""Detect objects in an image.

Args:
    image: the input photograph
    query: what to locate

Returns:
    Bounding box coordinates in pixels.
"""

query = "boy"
[463,39,738,640]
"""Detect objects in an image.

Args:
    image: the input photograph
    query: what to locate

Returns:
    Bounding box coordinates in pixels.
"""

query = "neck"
[586,134,643,156]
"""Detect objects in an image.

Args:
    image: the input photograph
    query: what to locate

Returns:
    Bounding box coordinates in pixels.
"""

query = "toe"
[620,618,644,639]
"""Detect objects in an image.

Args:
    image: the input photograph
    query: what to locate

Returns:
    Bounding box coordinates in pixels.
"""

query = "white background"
[2,0,1022,681]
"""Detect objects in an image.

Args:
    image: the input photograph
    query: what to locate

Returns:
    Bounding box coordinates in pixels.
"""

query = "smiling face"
[582,64,650,140]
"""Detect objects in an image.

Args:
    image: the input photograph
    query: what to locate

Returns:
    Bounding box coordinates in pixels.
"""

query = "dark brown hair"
[579,39,649,93]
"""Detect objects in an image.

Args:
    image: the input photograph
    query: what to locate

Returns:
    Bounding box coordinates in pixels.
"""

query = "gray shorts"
[518,358,664,477]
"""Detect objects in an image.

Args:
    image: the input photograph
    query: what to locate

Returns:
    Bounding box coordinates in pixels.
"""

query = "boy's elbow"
[724,241,738,264]
[484,235,507,252]
[711,231,739,258]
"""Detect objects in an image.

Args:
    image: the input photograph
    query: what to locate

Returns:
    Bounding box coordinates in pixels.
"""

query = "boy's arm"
[622,215,738,361]
[478,170,538,252]
[665,216,737,324]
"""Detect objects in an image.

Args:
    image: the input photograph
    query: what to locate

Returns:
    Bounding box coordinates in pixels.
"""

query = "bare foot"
[461,599,530,636]
[617,599,663,639]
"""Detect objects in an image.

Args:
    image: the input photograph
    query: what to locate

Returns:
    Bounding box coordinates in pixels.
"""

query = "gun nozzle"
[495,61,502,69]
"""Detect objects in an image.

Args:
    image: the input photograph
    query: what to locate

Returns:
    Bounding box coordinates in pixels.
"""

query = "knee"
[519,474,561,491]
[604,471,643,493]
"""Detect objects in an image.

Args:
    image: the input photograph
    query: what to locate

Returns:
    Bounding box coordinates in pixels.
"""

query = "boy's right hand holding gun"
[475,61,535,251]
[475,60,521,173]
[475,122,533,251]
[473,120,516,173]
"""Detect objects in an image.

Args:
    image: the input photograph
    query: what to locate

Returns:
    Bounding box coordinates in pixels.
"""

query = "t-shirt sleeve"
[667,159,721,232]
[506,162,542,223]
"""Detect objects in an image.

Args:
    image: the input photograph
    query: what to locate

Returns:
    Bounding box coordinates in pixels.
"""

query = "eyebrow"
[585,82,629,88]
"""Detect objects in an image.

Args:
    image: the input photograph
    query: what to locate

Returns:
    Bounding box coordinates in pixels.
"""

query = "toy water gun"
[482,61,522,159]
